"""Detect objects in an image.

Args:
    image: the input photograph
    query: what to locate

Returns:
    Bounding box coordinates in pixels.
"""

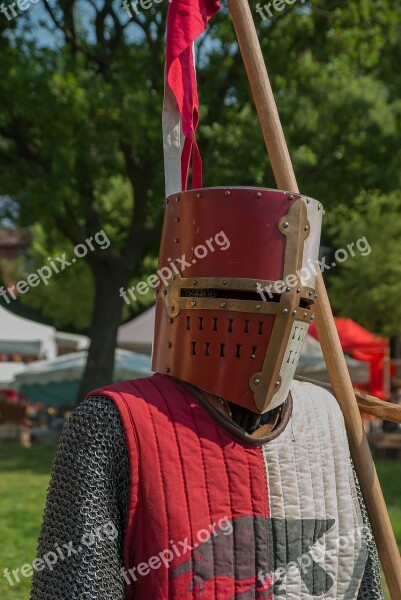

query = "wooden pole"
[296,375,401,423]
[355,391,401,422]
[226,0,401,596]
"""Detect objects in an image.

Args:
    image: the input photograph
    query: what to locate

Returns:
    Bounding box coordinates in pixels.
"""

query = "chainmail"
[31,395,383,599]
[30,397,129,600]
[353,463,384,599]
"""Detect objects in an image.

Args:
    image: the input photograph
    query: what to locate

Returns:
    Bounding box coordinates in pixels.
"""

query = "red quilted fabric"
[92,374,273,599]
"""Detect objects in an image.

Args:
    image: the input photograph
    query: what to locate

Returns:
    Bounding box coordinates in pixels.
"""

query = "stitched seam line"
[174,381,218,598]
[148,377,195,600]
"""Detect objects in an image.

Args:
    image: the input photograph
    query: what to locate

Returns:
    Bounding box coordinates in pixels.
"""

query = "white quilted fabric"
[262,380,367,599]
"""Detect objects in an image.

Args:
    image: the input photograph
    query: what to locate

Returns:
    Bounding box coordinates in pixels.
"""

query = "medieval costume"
[30,189,383,600]
[31,1,384,598]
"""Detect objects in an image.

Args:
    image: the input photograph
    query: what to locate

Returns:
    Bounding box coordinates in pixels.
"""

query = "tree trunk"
[77,266,128,401]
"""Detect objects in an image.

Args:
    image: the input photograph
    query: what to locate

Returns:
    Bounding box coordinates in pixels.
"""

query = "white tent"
[297,334,368,383]
[0,305,56,359]
[14,349,152,406]
[0,362,25,389]
[118,306,155,355]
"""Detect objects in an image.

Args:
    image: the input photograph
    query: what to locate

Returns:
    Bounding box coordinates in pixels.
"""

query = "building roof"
[0,226,32,249]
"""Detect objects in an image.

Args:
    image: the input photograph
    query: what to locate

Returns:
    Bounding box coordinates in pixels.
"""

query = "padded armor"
[31,393,383,600]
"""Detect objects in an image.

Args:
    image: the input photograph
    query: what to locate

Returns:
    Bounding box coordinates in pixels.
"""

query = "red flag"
[166,0,220,190]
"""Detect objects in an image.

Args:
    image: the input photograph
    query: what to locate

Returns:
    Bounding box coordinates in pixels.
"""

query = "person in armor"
[30,187,383,600]
[31,2,384,599]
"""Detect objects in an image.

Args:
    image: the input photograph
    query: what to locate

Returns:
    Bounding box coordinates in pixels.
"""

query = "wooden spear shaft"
[226,0,401,596]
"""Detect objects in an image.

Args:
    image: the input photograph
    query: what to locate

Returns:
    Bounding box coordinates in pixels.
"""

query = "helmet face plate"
[152,187,323,413]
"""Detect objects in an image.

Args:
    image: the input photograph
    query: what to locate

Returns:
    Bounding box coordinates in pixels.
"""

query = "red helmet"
[152,187,323,413]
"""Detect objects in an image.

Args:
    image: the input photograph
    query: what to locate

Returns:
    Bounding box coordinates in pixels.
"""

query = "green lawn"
[0,444,400,600]
[0,443,55,600]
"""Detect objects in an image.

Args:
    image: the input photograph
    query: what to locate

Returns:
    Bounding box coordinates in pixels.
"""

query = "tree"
[327,190,401,340]
[1,0,401,397]
[0,2,167,396]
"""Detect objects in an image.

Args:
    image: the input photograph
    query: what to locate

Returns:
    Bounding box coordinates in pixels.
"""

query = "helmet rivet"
[275,380,281,388]
[286,287,291,292]
[289,194,294,201]
[191,301,197,307]
[165,367,171,373]
[304,312,308,318]
[256,192,262,198]
[220,302,227,308]
[175,217,180,222]
[167,342,172,348]
[222,280,227,285]
[255,304,261,311]
[174,238,179,243]
[311,314,315,320]
[175,196,180,202]
[318,204,322,210]
[309,291,313,296]
[254,378,260,385]
[304,225,310,232]
[282,308,289,314]
[197,192,202,198]
[192,279,198,285]
[315,294,318,299]
[283,221,289,228]
[297,288,301,293]
[292,310,297,315]
[225,190,231,196]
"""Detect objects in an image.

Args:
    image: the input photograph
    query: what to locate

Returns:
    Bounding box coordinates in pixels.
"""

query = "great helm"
[152,187,323,413]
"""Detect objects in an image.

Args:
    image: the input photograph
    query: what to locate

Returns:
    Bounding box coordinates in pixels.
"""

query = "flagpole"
[226,0,401,596]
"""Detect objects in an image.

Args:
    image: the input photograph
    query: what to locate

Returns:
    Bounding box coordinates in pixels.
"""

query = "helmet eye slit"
[180,288,280,301]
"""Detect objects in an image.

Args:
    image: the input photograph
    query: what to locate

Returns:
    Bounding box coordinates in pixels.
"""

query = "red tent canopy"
[309,318,389,399]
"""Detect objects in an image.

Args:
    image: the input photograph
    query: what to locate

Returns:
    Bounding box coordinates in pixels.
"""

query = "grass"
[0,444,400,600]
[0,443,55,600]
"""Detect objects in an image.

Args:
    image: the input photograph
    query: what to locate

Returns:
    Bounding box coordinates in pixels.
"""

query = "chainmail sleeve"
[354,463,384,600]
[30,396,130,600]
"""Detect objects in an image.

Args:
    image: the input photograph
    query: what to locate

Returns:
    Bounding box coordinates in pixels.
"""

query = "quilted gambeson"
[89,374,369,600]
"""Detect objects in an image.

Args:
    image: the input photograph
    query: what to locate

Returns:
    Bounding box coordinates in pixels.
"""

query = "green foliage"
[1,0,401,339]
[327,190,401,338]
[14,224,95,329]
